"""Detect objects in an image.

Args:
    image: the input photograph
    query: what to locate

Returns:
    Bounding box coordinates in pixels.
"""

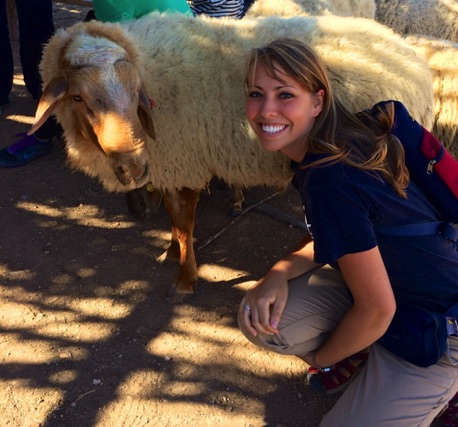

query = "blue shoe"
[0,133,53,167]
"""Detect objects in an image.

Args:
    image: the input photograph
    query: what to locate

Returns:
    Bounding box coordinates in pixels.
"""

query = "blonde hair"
[245,38,409,197]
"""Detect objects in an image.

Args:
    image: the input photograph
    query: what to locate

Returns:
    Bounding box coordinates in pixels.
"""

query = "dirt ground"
[0,4,341,426]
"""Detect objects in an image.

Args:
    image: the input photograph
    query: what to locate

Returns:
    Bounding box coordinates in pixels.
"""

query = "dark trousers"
[0,0,61,139]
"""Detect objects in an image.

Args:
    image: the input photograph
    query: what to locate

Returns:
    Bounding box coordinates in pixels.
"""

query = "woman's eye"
[279,92,293,99]
[72,95,83,102]
[248,91,262,99]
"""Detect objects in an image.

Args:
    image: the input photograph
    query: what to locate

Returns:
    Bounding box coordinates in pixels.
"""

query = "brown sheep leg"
[161,187,201,294]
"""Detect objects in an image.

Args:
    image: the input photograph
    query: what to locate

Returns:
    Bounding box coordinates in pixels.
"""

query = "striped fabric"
[187,0,245,19]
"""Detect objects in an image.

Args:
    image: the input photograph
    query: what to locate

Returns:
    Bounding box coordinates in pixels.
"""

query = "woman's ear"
[312,89,325,117]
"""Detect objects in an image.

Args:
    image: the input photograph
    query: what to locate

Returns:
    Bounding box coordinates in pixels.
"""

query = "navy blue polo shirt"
[291,153,458,313]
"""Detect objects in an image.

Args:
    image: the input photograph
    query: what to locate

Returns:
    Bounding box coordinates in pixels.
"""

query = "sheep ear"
[28,77,68,135]
[138,87,156,140]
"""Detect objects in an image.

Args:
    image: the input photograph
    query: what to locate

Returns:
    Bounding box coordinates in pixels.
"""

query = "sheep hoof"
[174,279,197,295]
[164,280,196,303]
[230,206,243,217]
[166,289,194,304]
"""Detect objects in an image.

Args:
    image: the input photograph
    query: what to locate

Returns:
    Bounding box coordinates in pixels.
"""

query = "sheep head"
[29,21,156,191]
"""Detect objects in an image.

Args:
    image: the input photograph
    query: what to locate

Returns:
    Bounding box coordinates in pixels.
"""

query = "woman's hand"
[239,269,289,337]
[239,235,318,337]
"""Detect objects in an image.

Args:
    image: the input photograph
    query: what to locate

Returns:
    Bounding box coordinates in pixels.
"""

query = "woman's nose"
[259,97,278,117]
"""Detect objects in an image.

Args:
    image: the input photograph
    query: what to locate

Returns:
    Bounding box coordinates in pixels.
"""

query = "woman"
[238,38,458,426]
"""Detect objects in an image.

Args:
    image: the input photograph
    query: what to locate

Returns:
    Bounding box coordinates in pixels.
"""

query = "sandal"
[306,350,369,395]
[433,391,458,427]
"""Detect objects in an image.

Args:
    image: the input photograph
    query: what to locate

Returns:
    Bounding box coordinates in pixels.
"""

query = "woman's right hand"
[239,269,289,337]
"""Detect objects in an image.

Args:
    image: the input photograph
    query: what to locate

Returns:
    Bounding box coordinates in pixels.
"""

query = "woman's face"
[246,61,323,162]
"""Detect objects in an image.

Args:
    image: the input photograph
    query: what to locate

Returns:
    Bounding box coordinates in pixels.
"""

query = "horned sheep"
[30,13,435,294]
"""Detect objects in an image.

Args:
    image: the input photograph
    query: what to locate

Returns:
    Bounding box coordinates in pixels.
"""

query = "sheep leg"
[161,187,201,294]
[231,184,245,217]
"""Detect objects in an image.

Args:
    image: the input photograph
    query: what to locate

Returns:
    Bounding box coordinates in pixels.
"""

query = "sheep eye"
[72,95,83,102]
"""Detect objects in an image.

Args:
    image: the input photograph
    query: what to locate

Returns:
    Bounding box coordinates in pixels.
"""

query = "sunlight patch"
[37,321,113,342]
[146,315,306,378]
[15,201,138,229]
[67,297,132,319]
[0,380,62,426]
[48,369,79,385]
[1,338,58,363]
[3,114,33,124]
[0,268,35,281]
[198,263,248,282]
[99,398,265,426]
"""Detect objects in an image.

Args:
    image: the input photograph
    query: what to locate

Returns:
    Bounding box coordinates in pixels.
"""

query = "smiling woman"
[245,48,325,162]
[238,37,458,427]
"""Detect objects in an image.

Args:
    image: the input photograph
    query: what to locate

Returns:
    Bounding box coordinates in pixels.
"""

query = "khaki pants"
[238,265,458,426]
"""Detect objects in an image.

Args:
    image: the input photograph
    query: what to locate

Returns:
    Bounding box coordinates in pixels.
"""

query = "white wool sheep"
[246,0,376,19]
[405,35,458,158]
[375,0,458,43]
[30,13,434,293]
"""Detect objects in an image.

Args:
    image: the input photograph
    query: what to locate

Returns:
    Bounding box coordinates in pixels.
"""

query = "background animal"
[375,0,458,43]
[404,35,458,158]
[30,13,434,294]
[246,0,376,18]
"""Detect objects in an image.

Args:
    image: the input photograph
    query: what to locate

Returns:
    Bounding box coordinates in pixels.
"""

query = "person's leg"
[320,338,458,427]
[15,0,53,100]
[0,0,62,167]
[238,265,353,357]
[0,0,13,108]
[243,0,255,15]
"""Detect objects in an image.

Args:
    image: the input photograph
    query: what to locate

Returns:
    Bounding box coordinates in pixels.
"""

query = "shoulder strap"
[374,221,458,248]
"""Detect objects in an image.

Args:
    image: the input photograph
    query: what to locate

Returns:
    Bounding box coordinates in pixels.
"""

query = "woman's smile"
[246,61,323,162]
[261,124,287,135]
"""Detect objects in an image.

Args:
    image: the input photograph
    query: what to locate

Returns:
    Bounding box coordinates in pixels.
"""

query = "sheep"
[375,0,458,43]
[404,35,458,159]
[246,0,376,19]
[29,13,435,294]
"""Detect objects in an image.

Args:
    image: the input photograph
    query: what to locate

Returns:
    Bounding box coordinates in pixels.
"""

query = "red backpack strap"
[420,128,458,198]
